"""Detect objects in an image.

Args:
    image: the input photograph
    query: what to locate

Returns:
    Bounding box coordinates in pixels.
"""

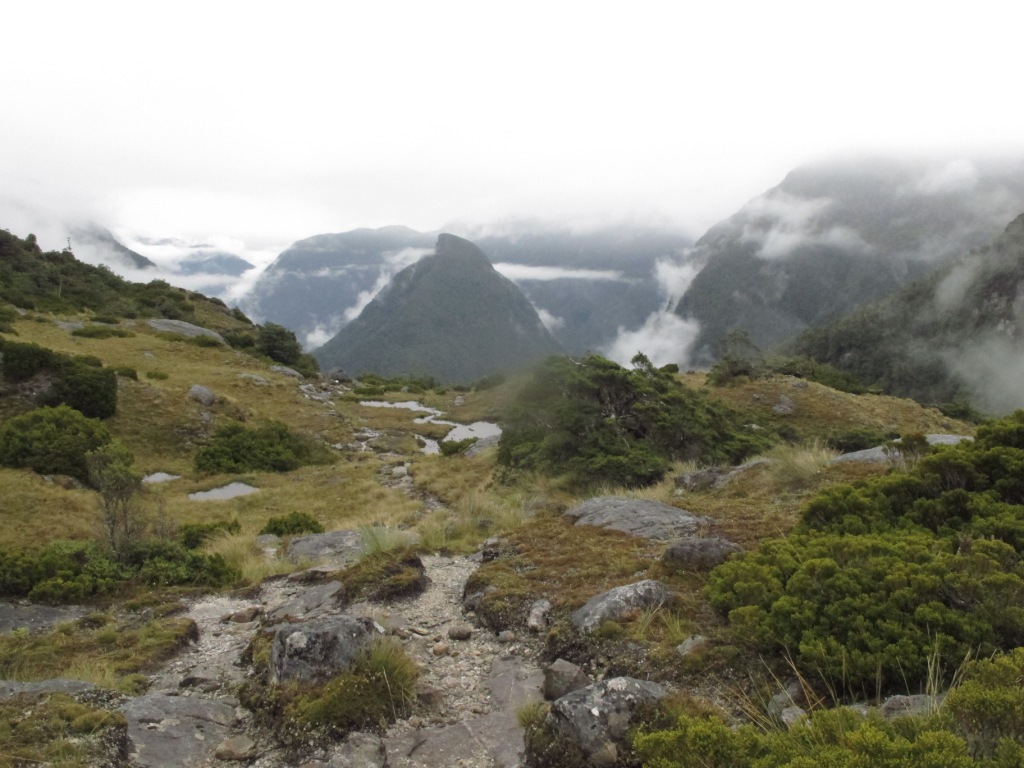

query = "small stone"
[447,624,473,641]
[410,626,431,636]
[497,630,516,643]
[408,715,424,728]
[229,606,261,623]
[432,642,450,656]
[214,735,258,761]
[527,599,552,632]
[416,684,444,707]
[780,706,807,728]
[675,635,708,656]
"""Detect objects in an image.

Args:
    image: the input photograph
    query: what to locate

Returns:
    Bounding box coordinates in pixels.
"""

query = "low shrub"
[0,405,112,483]
[145,370,169,380]
[259,511,324,537]
[70,326,134,339]
[439,437,478,457]
[195,421,331,474]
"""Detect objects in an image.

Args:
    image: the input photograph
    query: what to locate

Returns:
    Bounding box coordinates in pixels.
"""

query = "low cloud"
[602,254,703,367]
[340,247,431,323]
[535,307,565,332]
[494,263,625,282]
[739,190,872,260]
[304,320,343,350]
[916,159,979,195]
[944,334,1024,415]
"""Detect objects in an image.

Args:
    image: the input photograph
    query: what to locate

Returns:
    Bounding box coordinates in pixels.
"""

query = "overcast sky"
[3,0,1022,261]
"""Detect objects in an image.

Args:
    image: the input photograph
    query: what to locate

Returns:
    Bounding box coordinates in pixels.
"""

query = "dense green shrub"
[44,363,117,418]
[121,540,239,587]
[633,707,976,768]
[145,370,169,380]
[707,411,1024,698]
[945,648,1024,759]
[194,421,330,474]
[259,511,324,537]
[0,405,112,482]
[0,339,117,417]
[498,353,772,488]
[0,537,238,603]
[439,437,478,457]
[0,541,126,604]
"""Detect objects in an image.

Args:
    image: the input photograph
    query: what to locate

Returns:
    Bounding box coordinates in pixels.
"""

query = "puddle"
[143,472,181,484]
[188,482,258,501]
[360,400,500,454]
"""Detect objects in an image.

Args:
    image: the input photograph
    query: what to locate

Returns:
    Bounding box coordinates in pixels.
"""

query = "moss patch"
[334,548,428,604]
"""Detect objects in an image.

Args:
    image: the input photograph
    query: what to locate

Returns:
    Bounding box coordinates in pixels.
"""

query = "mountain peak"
[433,233,494,267]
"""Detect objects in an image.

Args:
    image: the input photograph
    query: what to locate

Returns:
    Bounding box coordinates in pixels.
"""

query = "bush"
[945,647,1024,759]
[70,326,134,339]
[707,411,1024,698]
[439,437,478,457]
[498,353,772,489]
[121,540,239,587]
[0,340,117,417]
[145,370,169,380]
[259,511,324,537]
[195,421,330,474]
[0,540,125,603]
[632,707,974,768]
[0,405,112,482]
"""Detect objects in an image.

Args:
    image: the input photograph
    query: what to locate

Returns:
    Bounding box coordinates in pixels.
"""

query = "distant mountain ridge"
[312,234,561,383]
[793,211,1024,414]
[241,224,691,353]
[673,156,1024,363]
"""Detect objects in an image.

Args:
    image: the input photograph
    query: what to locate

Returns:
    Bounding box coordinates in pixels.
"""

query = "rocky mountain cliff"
[312,233,562,383]
[674,156,1024,363]
[794,211,1024,413]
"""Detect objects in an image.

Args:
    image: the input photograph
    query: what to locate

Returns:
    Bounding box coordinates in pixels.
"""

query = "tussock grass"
[0,614,197,692]
[203,532,300,584]
[759,439,839,492]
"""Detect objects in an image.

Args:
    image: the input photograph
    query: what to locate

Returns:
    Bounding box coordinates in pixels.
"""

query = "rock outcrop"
[570,580,675,633]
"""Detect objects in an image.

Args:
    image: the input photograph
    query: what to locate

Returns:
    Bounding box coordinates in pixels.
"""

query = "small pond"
[188,482,259,501]
[142,472,180,484]
[359,400,501,454]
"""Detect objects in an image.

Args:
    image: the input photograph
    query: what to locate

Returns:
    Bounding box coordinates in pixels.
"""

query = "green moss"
[334,548,428,604]
[0,692,127,766]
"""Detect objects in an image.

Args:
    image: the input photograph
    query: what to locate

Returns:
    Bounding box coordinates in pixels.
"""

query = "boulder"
[661,537,742,571]
[833,434,973,464]
[0,678,96,700]
[548,677,667,766]
[543,658,591,700]
[188,384,216,407]
[285,529,364,565]
[564,497,708,541]
[327,731,388,767]
[147,319,226,344]
[270,616,381,683]
[570,580,675,634]
[271,365,303,379]
[880,693,941,720]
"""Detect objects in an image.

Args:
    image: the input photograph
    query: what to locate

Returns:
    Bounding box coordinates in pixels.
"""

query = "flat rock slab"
[0,678,97,700]
[266,580,343,622]
[383,655,543,768]
[564,497,708,541]
[122,693,236,767]
[286,530,364,565]
[833,434,973,464]
[0,602,90,634]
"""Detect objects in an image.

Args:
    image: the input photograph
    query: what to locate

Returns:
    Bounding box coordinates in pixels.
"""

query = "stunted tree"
[86,441,143,559]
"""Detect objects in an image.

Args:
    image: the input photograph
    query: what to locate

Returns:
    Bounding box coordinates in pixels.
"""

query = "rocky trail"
[118,550,545,768]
